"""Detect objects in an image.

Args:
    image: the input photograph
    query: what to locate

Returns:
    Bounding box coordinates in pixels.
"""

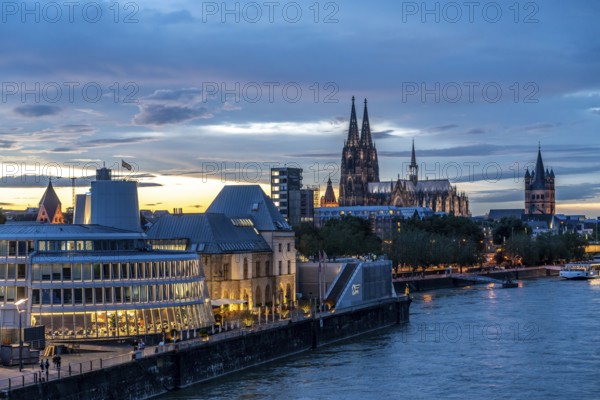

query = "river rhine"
[160,277,600,399]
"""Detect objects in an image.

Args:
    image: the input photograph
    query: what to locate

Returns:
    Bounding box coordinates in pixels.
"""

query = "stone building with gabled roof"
[148,185,297,309]
[147,213,276,308]
[36,181,64,224]
[206,185,296,307]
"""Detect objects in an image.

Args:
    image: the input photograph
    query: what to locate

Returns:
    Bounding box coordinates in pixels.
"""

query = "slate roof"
[0,223,144,239]
[206,185,292,231]
[487,209,525,221]
[146,213,272,254]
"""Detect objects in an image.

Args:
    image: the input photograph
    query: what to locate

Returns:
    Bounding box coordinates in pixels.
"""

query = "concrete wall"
[8,298,409,400]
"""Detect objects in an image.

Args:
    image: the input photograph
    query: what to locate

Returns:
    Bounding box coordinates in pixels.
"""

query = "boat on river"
[559,262,600,280]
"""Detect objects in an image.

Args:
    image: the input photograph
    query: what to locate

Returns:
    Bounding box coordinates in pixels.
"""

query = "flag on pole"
[122,159,133,171]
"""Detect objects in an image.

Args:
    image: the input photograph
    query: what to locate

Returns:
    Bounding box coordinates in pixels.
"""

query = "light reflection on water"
[160,278,600,400]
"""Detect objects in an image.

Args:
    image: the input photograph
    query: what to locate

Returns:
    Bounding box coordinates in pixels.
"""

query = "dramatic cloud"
[372,130,396,139]
[133,104,211,126]
[78,137,161,148]
[556,184,600,201]
[0,1,599,215]
[13,105,61,117]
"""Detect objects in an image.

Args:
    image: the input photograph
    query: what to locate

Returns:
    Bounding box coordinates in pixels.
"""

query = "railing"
[0,371,41,391]
[0,314,307,393]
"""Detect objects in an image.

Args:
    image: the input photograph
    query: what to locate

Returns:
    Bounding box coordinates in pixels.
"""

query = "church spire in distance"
[346,96,360,146]
[534,143,545,184]
[409,138,418,184]
[360,98,373,147]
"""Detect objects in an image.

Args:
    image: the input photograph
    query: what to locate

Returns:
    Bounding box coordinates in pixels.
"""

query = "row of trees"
[295,217,381,259]
[295,215,484,272]
[387,215,484,274]
[296,215,590,270]
[501,232,588,265]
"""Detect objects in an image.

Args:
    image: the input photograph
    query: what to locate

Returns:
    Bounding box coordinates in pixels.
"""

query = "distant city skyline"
[1,1,599,217]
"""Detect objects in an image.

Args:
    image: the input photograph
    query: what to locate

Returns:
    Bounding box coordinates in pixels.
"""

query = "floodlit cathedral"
[524,146,555,215]
[338,97,470,216]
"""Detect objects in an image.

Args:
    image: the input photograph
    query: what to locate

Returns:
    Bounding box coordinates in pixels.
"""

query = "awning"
[210,299,247,306]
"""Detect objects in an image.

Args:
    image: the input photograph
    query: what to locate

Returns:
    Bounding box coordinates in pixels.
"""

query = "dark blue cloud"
[13,105,61,117]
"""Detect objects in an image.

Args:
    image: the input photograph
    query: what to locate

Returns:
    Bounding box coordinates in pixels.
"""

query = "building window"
[243,258,249,280]
[287,260,291,274]
[265,261,271,276]
[287,243,291,252]
[223,263,230,279]
[278,243,282,252]
[255,261,261,277]
[278,261,282,275]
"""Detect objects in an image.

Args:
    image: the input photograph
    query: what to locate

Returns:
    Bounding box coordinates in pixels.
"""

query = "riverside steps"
[3,297,409,400]
[394,265,560,292]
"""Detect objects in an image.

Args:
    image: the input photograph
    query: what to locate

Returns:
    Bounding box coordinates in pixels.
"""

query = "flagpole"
[318,251,322,314]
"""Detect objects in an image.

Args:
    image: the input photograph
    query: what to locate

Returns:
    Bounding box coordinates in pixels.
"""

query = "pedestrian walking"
[45,359,49,380]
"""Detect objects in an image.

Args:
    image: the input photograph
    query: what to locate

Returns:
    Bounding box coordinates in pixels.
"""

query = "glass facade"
[0,231,214,341]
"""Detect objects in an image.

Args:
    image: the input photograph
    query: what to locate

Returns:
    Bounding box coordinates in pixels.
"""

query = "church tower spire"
[409,138,418,184]
[346,96,360,146]
[360,98,373,147]
[525,144,555,215]
[534,144,545,184]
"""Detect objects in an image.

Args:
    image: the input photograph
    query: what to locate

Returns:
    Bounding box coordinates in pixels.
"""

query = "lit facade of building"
[0,224,213,340]
[207,185,297,306]
[147,213,275,308]
[0,167,214,341]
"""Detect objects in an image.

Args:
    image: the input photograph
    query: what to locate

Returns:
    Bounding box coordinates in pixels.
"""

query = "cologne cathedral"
[338,97,470,217]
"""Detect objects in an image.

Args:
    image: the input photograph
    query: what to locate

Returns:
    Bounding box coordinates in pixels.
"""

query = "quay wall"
[8,298,409,400]
[395,267,559,292]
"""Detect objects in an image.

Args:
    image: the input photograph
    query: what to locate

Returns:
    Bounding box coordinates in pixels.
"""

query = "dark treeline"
[296,215,589,269]
[388,215,484,274]
[295,216,381,259]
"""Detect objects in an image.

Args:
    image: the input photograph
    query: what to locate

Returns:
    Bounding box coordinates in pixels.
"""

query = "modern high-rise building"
[271,167,304,226]
[299,188,315,224]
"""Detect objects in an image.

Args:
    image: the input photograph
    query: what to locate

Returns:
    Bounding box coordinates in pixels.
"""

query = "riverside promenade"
[393,265,560,292]
[0,313,302,393]
[1,297,410,398]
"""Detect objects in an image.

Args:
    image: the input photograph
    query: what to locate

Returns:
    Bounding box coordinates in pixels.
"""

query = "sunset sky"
[1,1,599,217]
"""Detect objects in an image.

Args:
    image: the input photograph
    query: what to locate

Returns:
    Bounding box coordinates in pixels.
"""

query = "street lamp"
[14,298,28,372]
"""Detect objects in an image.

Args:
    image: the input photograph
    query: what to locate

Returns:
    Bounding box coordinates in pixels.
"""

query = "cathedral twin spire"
[346,96,373,148]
